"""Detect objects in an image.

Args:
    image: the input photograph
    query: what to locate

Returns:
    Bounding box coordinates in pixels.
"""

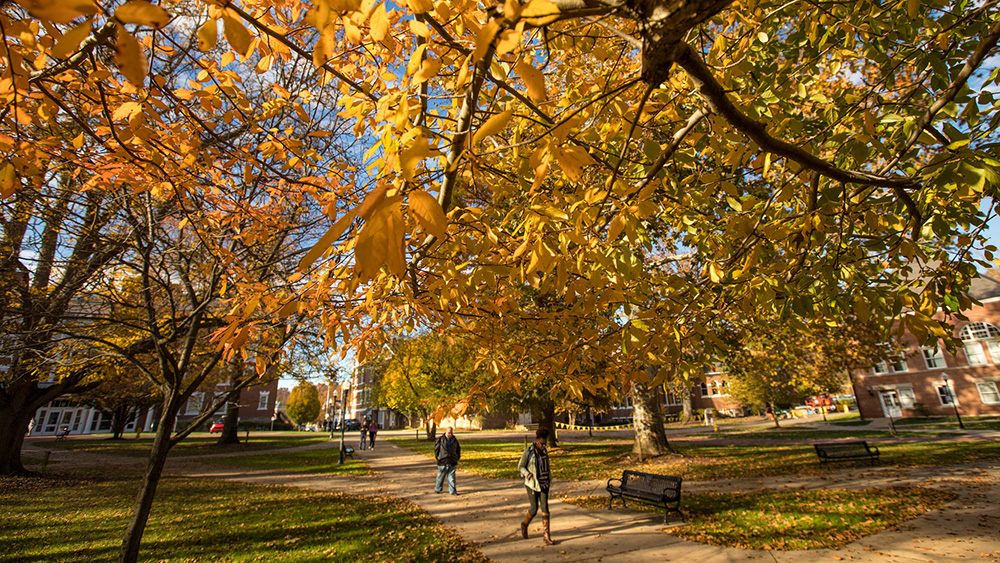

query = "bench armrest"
[869,445,880,455]
[606,478,622,489]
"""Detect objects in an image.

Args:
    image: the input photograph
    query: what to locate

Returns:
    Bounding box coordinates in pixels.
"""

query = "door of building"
[879,390,902,418]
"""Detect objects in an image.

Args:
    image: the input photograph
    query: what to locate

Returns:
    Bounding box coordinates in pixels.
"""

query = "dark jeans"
[526,486,549,516]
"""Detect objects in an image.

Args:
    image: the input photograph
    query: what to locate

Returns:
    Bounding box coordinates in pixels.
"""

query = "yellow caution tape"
[554,421,634,430]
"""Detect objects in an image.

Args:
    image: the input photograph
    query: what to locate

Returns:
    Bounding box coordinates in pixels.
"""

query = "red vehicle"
[209,422,225,433]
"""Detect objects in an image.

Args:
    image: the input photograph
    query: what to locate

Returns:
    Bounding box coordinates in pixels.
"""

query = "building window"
[921,348,945,369]
[965,343,989,366]
[889,355,908,373]
[959,322,1000,341]
[976,381,1000,404]
[936,383,955,406]
[185,392,204,415]
[664,391,681,406]
[873,361,890,375]
[897,387,916,408]
[700,382,709,398]
[258,391,270,410]
[960,322,1000,365]
[710,381,720,396]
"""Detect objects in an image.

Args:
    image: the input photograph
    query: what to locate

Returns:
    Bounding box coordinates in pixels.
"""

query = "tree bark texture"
[632,379,671,455]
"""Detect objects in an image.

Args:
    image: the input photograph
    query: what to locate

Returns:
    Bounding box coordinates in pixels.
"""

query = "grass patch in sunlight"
[389,437,1000,482]
[201,448,369,475]
[565,487,955,550]
[0,470,485,562]
[32,433,331,457]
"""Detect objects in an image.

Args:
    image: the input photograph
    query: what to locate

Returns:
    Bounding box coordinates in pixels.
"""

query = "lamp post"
[337,385,350,464]
[941,374,965,429]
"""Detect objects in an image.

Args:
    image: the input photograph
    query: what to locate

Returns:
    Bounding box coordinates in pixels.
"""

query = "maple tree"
[75,358,161,439]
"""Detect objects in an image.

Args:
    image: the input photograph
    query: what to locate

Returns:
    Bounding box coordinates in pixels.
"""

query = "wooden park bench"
[814,440,880,467]
[606,470,682,522]
[342,446,354,458]
[55,427,70,440]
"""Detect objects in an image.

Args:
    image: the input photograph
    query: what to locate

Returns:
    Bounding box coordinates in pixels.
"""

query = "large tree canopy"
[5,0,999,450]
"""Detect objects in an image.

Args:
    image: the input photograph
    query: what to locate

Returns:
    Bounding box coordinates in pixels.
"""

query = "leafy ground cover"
[564,487,956,550]
[0,471,486,562]
[708,429,960,440]
[30,433,330,457]
[201,448,369,475]
[389,437,1000,481]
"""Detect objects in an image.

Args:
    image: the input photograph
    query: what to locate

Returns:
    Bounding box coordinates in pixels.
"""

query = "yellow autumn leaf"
[355,197,402,280]
[399,136,436,181]
[415,56,441,82]
[197,19,217,51]
[473,20,500,63]
[607,214,625,242]
[369,3,389,42]
[115,1,171,29]
[314,25,334,66]
[51,18,93,58]
[112,101,141,121]
[707,262,724,283]
[554,145,595,181]
[115,26,148,86]
[521,0,560,25]
[409,190,447,240]
[222,10,253,55]
[407,0,434,13]
[516,59,546,101]
[384,203,407,277]
[406,44,427,77]
[17,0,98,24]
[330,0,363,11]
[0,164,15,199]
[357,184,389,220]
[907,0,919,18]
[298,209,358,271]
[276,300,301,319]
[473,109,512,145]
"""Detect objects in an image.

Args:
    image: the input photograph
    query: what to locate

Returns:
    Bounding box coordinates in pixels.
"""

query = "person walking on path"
[368,420,379,450]
[518,427,553,545]
[434,426,461,495]
[359,417,369,450]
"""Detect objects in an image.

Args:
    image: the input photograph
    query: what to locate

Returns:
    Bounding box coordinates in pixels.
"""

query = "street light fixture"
[941,374,965,429]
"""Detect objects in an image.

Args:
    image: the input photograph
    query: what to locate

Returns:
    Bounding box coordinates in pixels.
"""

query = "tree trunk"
[118,398,181,563]
[681,389,693,423]
[217,361,243,445]
[0,402,32,475]
[110,406,131,439]
[632,379,671,455]
[769,402,781,428]
[0,376,79,475]
[536,400,557,446]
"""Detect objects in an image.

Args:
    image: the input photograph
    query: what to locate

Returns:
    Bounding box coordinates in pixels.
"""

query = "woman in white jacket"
[517,427,553,545]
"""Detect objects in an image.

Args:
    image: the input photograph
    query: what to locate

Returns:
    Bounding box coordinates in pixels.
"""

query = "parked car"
[343,418,361,431]
[209,421,225,433]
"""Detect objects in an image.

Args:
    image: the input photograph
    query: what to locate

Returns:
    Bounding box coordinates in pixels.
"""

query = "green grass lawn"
[708,429,960,440]
[32,433,331,457]
[0,471,486,562]
[201,448,369,475]
[892,416,1000,431]
[389,437,1000,481]
[565,487,956,550]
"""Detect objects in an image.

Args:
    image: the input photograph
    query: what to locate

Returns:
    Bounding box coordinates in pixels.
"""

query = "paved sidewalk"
[173,439,1000,562]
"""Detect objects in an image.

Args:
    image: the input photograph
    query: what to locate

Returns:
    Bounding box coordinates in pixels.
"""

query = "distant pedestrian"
[360,417,369,450]
[518,427,553,545]
[368,421,378,449]
[434,426,461,495]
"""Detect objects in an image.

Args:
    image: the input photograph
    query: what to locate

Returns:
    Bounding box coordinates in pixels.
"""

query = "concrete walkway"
[170,436,1000,563]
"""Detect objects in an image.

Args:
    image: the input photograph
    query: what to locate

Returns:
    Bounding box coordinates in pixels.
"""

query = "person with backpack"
[517,427,553,545]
